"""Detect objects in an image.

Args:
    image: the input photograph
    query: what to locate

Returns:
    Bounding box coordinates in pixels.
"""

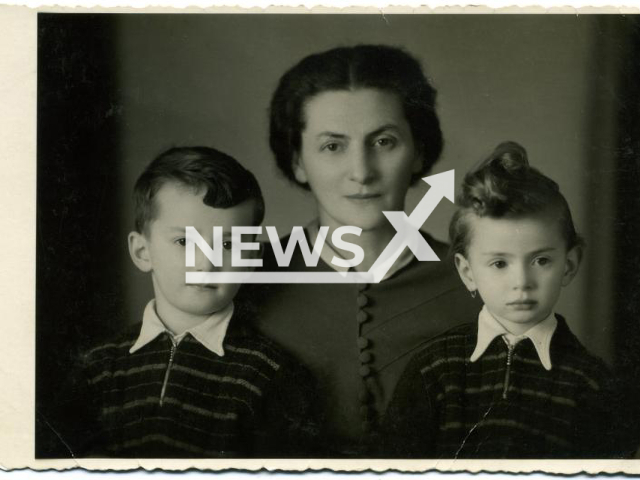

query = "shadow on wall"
[36,13,124,455]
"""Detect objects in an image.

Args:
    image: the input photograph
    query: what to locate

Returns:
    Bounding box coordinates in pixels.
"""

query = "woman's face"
[294,88,422,232]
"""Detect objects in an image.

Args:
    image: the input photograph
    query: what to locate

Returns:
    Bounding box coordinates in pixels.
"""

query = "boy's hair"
[133,146,265,234]
[449,141,582,256]
[269,44,443,189]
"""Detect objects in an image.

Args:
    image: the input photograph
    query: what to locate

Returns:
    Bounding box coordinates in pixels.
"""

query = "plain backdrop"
[110,14,629,361]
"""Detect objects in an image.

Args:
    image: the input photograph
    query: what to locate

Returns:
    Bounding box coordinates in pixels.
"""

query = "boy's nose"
[194,248,219,272]
[348,146,376,185]
[513,265,534,290]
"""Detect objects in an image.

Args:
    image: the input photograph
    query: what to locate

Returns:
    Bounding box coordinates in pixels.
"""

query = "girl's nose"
[348,146,375,185]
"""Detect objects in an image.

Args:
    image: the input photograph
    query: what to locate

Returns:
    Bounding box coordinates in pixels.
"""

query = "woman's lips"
[345,193,382,200]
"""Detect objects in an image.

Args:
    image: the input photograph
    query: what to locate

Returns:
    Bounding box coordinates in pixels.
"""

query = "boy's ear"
[561,245,582,287]
[292,153,308,185]
[454,253,477,293]
[128,231,152,273]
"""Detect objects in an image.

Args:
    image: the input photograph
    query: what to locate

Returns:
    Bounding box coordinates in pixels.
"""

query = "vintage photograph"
[35,12,640,466]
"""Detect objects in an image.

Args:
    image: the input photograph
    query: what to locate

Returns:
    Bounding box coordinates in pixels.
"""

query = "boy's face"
[129,182,257,326]
[455,213,581,334]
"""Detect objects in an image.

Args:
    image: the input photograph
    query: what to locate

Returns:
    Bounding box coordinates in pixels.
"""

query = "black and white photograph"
[31,12,640,468]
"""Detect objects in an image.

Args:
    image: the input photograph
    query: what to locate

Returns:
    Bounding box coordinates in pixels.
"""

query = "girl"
[383,141,627,458]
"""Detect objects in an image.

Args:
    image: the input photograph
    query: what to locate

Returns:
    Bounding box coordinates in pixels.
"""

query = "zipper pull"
[160,337,178,407]
[502,340,515,400]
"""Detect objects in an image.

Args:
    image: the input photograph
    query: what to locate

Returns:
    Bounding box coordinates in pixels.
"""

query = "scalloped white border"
[1,5,639,473]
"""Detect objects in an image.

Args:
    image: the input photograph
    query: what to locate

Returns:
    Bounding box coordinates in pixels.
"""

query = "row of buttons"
[357,283,374,432]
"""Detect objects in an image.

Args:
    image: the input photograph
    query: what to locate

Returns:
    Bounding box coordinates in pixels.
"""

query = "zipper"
[159,337,177,407]
[502,339,515,400]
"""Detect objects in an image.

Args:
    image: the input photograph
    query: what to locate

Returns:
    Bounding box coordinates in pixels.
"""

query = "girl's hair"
[269,44,443,189]
[133,146,265,234]
[449,141,582,256]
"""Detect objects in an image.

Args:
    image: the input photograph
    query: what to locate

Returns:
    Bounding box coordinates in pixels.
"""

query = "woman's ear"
[561,245,583,287]
[454,253,477,293]
[411,151,424,174]
[292,153,308,184]
[128,231,152,273]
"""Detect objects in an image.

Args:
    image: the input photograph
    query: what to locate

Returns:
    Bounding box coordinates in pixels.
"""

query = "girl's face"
[294,88,422,232]
[454,213,581,334]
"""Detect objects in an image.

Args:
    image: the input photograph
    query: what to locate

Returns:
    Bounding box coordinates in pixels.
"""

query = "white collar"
[470,305,557,370]
[129,299,234,356]
[306,220,415,281]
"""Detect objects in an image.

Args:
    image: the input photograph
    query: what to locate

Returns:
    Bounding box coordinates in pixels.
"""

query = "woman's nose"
[348,146,375,184]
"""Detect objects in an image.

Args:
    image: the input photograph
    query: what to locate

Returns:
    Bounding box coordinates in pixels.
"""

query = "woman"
[248,44,478,457]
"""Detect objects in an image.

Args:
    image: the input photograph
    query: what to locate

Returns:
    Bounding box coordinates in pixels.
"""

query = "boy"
[47,147,316,458]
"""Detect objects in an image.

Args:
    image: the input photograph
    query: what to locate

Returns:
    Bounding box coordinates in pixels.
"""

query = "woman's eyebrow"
[365,124,402,139]
[529,247,557,255]
[316,131,348,139]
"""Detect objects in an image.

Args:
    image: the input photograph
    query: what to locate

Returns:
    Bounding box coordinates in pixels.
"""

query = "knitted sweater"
[45,310,318,458]
[382,317,627,459]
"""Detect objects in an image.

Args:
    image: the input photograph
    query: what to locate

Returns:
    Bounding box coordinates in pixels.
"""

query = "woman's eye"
[222,240,233,251]
[175,238,186,247]
[321,142,342,153]
[374,137,396,148]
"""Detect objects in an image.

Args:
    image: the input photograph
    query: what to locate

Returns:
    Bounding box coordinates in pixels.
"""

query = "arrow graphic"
[367,169,455,282]
[186,169,455,284]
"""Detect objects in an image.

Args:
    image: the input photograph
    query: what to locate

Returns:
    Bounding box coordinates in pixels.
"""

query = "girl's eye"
[222,240,233,251]
[490,260,507,269]
[175,238,186,247]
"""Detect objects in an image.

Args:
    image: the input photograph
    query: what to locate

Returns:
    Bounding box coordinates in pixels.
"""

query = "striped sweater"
[47,312,317,458]
[382,316,627,458]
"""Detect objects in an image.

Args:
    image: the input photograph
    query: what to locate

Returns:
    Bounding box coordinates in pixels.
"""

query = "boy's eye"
[175,238,186,247]
[222,240,233,251]
[490,260,507,269]
[534,257,550,266]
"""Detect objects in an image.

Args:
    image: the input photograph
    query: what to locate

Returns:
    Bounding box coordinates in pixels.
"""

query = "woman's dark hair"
[269,44,443,188]
[449,141,582,256]
[133,146,265,234]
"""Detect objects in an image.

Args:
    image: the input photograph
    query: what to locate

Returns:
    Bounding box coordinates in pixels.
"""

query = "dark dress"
[242,230,479,456]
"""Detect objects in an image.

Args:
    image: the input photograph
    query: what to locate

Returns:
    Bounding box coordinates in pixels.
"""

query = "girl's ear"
[292,153,308,185]
[128,231,152,273]
[561,245,582,287]
[454,253,477,293]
